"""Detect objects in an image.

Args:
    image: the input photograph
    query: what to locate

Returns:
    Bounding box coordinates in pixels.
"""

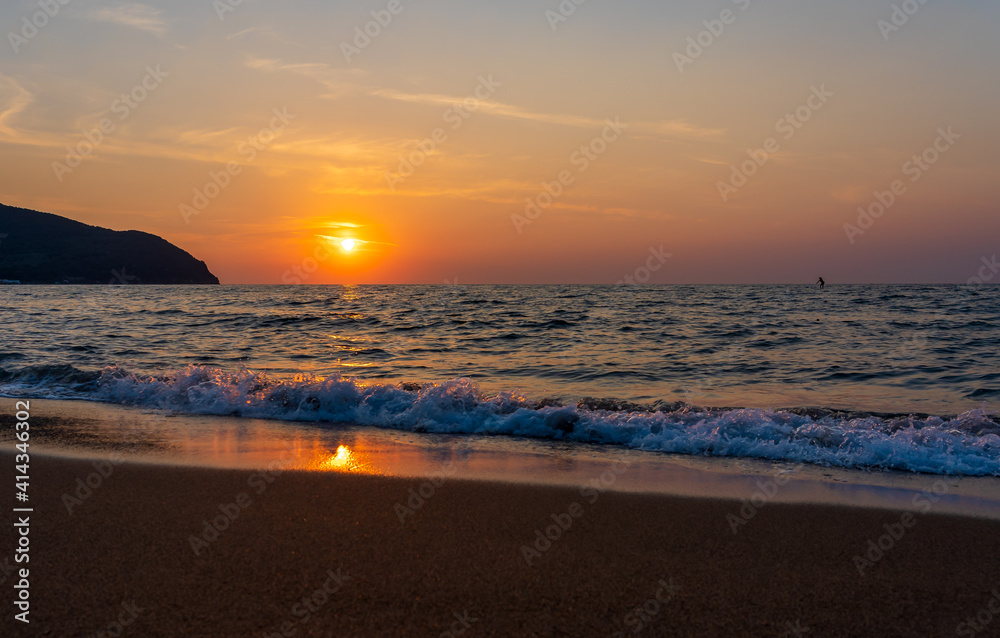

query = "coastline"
[3,453,1000,636]
[5,398,1000,520]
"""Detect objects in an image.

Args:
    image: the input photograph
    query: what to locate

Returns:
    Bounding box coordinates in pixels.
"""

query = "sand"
[3,453,1000,637]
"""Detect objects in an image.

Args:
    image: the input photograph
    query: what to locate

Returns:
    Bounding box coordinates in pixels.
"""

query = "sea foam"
[68,365,1000,477]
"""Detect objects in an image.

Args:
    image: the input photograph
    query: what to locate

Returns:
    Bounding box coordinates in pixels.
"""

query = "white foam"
[80,365,1000,477]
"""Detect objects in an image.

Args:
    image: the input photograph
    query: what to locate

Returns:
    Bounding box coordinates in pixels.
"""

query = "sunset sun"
[340,239,356,252]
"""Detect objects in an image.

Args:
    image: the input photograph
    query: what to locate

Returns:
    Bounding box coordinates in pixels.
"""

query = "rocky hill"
[0,203,219,284]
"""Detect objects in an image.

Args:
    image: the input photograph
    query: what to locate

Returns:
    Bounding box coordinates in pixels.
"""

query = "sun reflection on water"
[313,444,372,473]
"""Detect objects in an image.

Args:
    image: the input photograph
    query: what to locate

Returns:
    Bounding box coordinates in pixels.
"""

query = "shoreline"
[3,454,1000,636]
[4,398,1000,521]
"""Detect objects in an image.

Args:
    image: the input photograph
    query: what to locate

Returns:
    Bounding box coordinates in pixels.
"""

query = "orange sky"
[1,0,998,283]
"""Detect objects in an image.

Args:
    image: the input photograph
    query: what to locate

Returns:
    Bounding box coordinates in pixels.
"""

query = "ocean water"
[1,284,998,476]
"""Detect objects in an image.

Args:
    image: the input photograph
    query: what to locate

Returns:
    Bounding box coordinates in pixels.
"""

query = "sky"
[1,0,998,284]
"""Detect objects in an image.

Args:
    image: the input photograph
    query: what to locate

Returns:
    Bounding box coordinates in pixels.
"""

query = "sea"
[1,284,998,477]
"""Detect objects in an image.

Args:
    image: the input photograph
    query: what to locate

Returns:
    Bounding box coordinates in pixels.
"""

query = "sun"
[340,239,356,251]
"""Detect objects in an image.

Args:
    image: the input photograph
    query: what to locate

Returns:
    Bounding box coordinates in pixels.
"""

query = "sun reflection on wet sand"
[312,444,372,473]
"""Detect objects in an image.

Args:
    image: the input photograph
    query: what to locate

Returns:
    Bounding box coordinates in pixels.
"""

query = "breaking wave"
[4,364,998,476]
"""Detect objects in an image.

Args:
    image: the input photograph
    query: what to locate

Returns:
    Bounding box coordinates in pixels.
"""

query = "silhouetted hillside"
[0,203,219,284]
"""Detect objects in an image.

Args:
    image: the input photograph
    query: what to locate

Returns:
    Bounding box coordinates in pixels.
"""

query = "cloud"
[244,56,367,101]
[0,74,34,139]
[227,27,261,41]
[245,56,722,141]
[319,222,363,230]
[227,27,305,48]
[370,86,722,139]
[90,3,167,35]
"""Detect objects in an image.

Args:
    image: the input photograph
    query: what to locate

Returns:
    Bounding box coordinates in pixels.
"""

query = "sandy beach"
[3,452,999,637]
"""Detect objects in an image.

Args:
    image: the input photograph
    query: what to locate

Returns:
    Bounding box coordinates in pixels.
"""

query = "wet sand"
[3,452,999,637]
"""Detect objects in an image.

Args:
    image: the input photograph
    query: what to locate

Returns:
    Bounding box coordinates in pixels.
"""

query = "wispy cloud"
[227,27,261,40]
[370,86,722,139]
[244,57,365,99]
[245,56,722,141]
[227,27,304,48]
[0,74,34,139]
[324,223,363,229]
[90,3,167,35]
[169,127,243,147]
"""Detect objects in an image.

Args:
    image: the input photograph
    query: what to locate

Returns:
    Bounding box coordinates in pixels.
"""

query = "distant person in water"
[817,277,825,289]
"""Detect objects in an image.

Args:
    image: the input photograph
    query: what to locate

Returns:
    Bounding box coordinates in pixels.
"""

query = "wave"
[3,364,998,476]
[0,364,101,391]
